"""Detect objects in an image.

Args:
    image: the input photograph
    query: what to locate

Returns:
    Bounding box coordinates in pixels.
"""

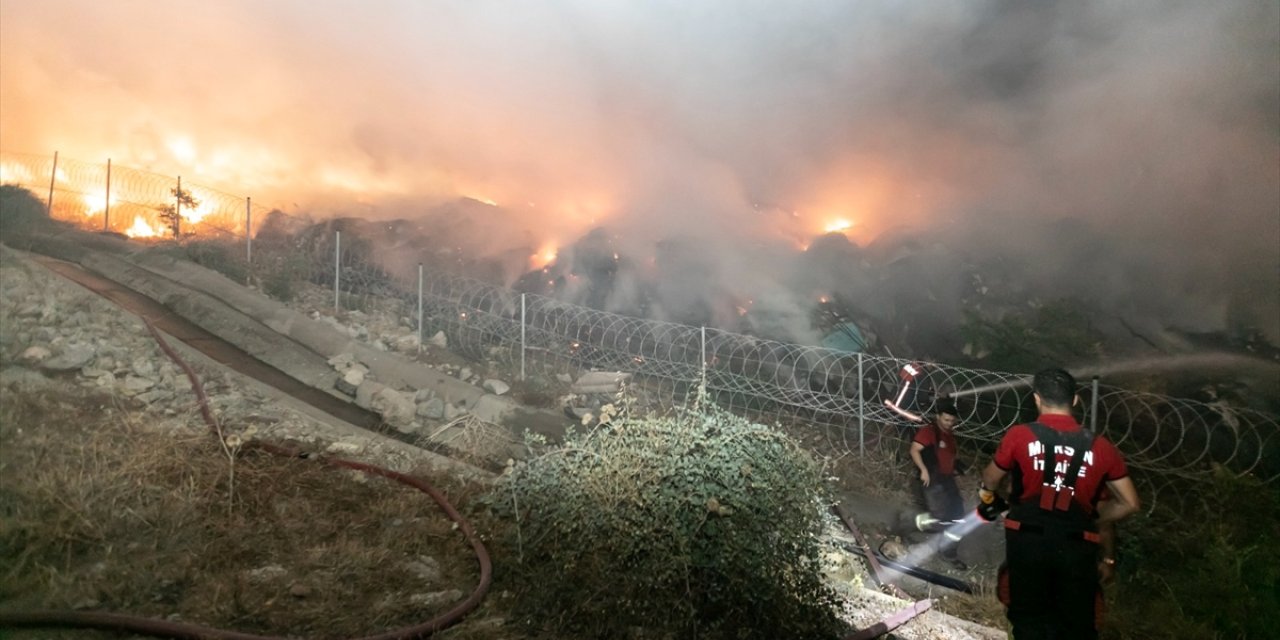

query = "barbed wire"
[1,151,294,237]
[5,151,1277,486]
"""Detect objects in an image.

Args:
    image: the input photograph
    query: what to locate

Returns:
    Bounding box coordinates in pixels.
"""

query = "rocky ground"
[0,243,1007,639]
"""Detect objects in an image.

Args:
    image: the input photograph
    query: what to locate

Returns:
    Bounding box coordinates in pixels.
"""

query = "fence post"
[700,326,707,391]
[858,352,865,458]
[1090,376,1100,433]
[417,263,424,355]
[104,158,111,231]
[175,176,182,238]
[520,293,527,381]
[46,151,58,217]
[334,230,341,313]
[245,197,252,265]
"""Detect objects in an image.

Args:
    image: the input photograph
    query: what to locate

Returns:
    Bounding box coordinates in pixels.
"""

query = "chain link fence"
[5,151,1278,488]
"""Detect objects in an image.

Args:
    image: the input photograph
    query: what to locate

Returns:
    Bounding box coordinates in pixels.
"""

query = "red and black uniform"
[993,414,1128,640]
[913,421,964,522]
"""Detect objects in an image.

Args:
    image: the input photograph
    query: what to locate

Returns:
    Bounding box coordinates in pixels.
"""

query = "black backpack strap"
[1026,422,1095,512]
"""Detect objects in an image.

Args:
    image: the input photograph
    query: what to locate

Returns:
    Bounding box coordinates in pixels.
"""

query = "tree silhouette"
[158,184,199,239]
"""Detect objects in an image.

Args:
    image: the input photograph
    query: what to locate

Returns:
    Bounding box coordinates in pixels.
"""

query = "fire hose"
[0,318,493,639]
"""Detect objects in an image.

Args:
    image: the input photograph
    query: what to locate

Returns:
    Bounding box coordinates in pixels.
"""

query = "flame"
[81,190,118,216]
[823,218,854,234]
[530,244,558,270]
[0,162,35,184]
[125,217,160,238]
[182,190,216,223]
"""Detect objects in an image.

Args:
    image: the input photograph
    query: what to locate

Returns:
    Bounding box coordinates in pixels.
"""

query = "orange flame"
[125,217,160,238]
[530,244,558,270]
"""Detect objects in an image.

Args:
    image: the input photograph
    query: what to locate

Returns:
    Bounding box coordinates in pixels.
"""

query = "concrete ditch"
[23,231,572,459]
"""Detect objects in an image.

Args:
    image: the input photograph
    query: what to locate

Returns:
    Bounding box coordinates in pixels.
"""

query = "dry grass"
[0,385,498,639]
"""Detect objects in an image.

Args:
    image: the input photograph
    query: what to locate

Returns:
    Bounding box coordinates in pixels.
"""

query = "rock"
[413,388,435,403]
[121,375,157,394]
[409,589,463,608]
[130,356,156,378]
[417,397,446,419]
[426,331,448,348]
[394,333,421,352]
[371,387,416,428]
[325,441,364,455]
[327,353,356,370]
[289,583,312,598]
[403,556,442,582]
[135,388,175,404]
[459,367,472,381]
[0,367,51,391]
[40,343,97,373]
[556,373,573,384]
[355,380,386,410]
[482,379,510,395]
[18,345,52,365]
[246,565,289,583]
[571,371,632,394]
[443,402,464,421]
[336,368,365,395]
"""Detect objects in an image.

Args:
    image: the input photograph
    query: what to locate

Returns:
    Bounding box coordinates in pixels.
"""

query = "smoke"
[2,0,1277,343]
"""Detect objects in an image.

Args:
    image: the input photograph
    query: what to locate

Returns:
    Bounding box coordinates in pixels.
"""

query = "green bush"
[491,401,844,640]
[1105,469,1280,639]
[183,240,249,283]
[0,184,52,238]
[258,251,308,302]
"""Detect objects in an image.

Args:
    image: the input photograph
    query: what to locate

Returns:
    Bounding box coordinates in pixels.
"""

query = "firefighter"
[907,399,968,570]
[979,368,1139,640]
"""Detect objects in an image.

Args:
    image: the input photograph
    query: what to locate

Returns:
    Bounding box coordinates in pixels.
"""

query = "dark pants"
[1005,529,1100,640]
[921,473,965,521]
[915,473,965,559]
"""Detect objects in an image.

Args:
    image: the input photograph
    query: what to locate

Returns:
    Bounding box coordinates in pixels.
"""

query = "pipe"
[837,542,976,594]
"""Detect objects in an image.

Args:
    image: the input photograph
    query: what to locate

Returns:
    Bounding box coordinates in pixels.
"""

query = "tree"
[157,184,199,239]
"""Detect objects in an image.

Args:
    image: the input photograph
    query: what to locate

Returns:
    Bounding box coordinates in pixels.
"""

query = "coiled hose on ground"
[0,318,493,639]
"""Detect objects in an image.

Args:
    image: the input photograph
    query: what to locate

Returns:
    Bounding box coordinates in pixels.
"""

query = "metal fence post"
[104,158,111,231]
[417,263,424,354]
[520,293,527,381]
[46,151,58,217]
[700,326,707,391]
[175,176,182,238]
[858,352,865,458]
[245,197,252,265]
[334,230,341,313]
[1090,376,1100,433]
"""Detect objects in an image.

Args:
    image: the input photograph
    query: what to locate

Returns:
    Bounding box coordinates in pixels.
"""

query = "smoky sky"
[2,0,1278,342]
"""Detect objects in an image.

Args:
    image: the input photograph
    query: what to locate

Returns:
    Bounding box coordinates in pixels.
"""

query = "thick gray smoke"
[2,0,1276,345]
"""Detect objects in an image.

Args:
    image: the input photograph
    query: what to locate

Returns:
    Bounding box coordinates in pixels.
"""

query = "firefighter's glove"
[976,488,1008,522]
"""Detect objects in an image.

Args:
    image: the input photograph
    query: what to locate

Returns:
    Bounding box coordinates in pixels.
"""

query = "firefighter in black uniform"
[979,368,1140,640]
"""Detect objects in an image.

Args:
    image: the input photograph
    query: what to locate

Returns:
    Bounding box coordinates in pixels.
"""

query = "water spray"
[896,511,988,570]
[945,376,1032,399]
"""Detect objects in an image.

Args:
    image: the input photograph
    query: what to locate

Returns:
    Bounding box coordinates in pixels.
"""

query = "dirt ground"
[0,381,523,640]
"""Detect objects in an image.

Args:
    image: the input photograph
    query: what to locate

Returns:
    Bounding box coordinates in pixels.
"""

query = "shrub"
[0,184,52,238]
[1105,469,1280,639]
[182,240,249,283]
[259,251,309,302]
[491,400,843,640]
